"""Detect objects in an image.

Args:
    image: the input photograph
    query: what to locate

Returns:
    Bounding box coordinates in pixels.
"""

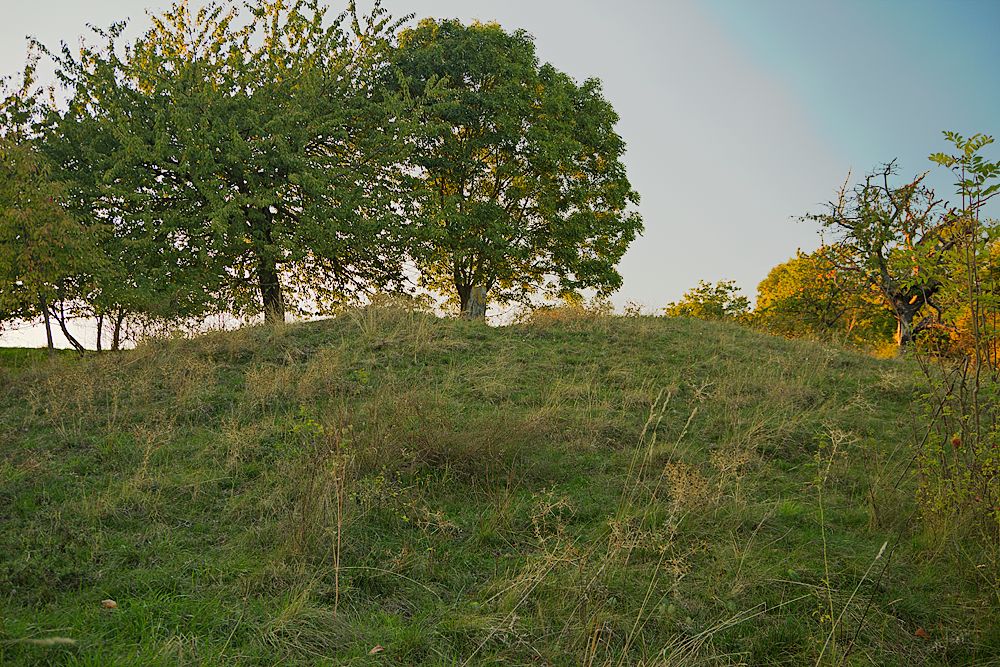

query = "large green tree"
[42,0,417,323]
[393,19,642,317]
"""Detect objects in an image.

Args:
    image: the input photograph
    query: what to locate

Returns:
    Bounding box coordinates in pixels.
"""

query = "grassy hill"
[1,306,996,665]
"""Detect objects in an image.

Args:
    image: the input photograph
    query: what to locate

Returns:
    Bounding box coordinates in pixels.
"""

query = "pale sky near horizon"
[1,0,998,347]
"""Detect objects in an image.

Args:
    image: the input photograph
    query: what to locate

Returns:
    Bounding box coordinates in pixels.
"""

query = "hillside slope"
[1,307,996,665]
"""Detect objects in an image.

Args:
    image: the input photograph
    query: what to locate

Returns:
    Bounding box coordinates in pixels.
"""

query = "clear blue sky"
[2,0,998,346]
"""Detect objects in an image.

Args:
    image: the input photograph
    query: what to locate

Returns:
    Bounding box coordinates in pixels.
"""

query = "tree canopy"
[393,19,642,316]
[665,280,749,322]
[805,163,952,348]
[41,0,419,323]
[0,56,97,349]
[1,4,646,345]
[754,248,893,346]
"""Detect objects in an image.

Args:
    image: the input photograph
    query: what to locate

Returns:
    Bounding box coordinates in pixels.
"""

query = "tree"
[393,19,642,317]
[41,0,417,324]
[754,247,894,346]
[0,141,98,352]
[0,57,96,351]
[665,280,749,321]
[806,163,952,349]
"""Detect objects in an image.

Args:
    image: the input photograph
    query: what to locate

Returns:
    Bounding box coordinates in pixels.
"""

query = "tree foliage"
[1,4,646,347]
[393,19,642,316]
[754,248,894,346]
[665,280,749,321]
[915,132,1000,538]
[926,132,1000,360]
[806,163,953,348]
[41,0,418,323]
[0,56,96,349]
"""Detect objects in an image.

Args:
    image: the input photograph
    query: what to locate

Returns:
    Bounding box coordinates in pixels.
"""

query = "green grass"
[1,305,997,665]
[0,348,68,372]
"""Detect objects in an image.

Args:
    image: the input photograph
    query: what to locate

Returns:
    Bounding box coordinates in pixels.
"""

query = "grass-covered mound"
[1,307,996,665]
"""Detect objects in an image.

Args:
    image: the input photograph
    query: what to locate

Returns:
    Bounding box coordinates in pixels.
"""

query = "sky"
[1,0,999,347]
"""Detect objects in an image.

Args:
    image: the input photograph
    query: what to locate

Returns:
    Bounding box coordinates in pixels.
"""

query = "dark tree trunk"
[887,281,940,351]
[457,284,471,313]
[111,309,126,351]
[891,293,927,350]
[895,311,916,349]
[52,299,86,353]
[38,292,54,355]
[257,256,286,324]
[252,209,286,324]
[458,284,487,319]
[95,313,104,352]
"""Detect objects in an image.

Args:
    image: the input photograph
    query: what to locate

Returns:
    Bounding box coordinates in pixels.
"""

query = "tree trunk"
[38,292,54,355]
[457,284,471,314]
[895,313,915,349]
[95,313,104,352]
[458,284,488,319]
[891,286,937,351]
[249,208,286,324]
[52,299,86,353]
[893,300,923,350]
[257,255,286,324]
[111,309,126,351]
